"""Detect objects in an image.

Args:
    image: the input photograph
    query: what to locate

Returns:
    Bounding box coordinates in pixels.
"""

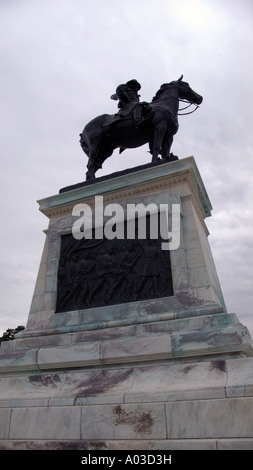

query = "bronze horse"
[80,76,203,180]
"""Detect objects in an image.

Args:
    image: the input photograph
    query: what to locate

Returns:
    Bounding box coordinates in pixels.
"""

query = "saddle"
[103,101,153,130]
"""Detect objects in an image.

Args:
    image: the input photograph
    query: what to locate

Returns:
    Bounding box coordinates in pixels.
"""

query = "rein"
[178,99,199,115]
[151,95,200,115]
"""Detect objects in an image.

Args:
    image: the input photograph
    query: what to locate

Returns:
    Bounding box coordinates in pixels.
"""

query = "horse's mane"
[152,82,173,102]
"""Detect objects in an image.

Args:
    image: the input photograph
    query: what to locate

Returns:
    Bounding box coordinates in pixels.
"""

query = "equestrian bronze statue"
[79,76,203,180]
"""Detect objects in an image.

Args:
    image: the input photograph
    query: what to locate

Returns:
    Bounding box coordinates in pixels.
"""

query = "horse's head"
[153,76,203,106]
[176,75,203,105]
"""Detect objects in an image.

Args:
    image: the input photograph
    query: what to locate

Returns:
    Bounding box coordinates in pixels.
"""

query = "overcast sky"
[0,0,253,338]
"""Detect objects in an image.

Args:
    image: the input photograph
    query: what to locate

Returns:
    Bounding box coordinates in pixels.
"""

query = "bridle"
[177,74,200,115]
[152,76,201,115]
[178,98,200,115]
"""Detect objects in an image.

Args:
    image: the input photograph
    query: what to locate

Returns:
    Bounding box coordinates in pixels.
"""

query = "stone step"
[0,319,252,374]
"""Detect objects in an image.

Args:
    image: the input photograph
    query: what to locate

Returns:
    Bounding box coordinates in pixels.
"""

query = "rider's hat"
[125,79,141,91]
[111,79,141,100]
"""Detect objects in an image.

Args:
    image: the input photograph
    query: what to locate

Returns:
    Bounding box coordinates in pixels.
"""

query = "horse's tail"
[79,114,110,157]
[79,131,89,156]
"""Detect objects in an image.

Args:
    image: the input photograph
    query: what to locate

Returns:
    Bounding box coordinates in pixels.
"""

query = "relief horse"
[80,76,203,180]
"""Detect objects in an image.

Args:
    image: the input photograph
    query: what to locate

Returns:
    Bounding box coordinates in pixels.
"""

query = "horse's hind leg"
[86,143,115,180]
[86,167,95,181]
[152,120,167,162]
[86,149,98,180]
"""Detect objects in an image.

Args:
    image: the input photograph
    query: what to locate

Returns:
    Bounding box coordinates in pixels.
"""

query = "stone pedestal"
[1,157,253,450]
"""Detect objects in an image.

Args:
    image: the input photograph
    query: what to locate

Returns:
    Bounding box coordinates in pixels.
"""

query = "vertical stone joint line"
[8,408,13,439]
[163,403,168,439]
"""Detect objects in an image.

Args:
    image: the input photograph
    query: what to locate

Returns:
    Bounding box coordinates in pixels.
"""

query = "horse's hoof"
[166,153,179,162]
[86,169,96,181]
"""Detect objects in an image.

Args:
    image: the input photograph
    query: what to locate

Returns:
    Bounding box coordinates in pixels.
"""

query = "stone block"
[47,258,59,276]
[171,324,253,359]
[0,349,38,373]
[50,310,80,328]
[48,398,76,406]
[36,261,47,281]
[171,268,189,290]
[166,397,253,439]
[217,439,253,450]
[124,360,226,403]
[75,395,124,406]
[72,324,137,344]
[170,248,187,268]
[182,213,197,233]
[0,409,11,439]
[183,230,200,250]
[29,294,45,314]
[33,276,46,296]
[43,292,57,311]
[26,310,54,330]
[70,367,135,402]
[185,247,205,268]
[9,406,81,440]
[0,438,220,450]
[140,313,233,336]
[0,398,48,408]
[188,266,209,288]
[109,439,217,450]
[45,273,57,292]
[81,403,166,440]
[38,342,100,369]
[47,236,60,261]
[226,358,253,397]
[100,335,173,364]
[226,357,253,387]
[13,332,71,350]
[0,439,110,450]
[245,385,253,397]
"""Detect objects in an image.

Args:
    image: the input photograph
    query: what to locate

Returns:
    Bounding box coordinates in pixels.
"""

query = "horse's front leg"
[161,134,173,159]
[152,120,167,162]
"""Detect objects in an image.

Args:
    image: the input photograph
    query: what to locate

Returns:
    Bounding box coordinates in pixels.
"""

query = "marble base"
[1,358,253,449]
[0,306,253,450]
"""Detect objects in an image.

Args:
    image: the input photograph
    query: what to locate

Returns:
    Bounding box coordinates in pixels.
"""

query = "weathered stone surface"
[0,349,38,373]
[1,311,252,376]
[2,395,253,447]
[9,406,81,440]
[1,437,253,450]
[166,397,253,439]
[226,357,253,386]
[124,361,227,403]
[0,409,11,439]
[171,323,253,359]
[38,342,100,369]
[72,324,137,344]
[217,439,253,450]
[81,403,166,440]
[100,335,173,364]
[109,439,217,450]
[0,360,227,404]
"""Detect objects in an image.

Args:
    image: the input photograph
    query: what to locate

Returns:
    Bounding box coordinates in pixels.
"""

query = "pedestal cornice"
[37,157,212,220]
